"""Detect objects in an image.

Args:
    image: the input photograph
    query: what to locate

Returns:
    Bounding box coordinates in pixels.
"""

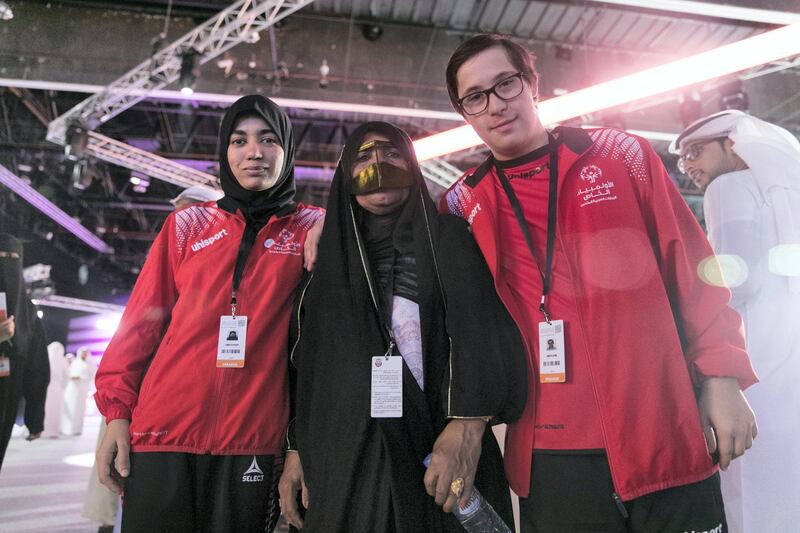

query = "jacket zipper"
[556,223,622,497]
[289,273,314,365]
[206,364,230,454]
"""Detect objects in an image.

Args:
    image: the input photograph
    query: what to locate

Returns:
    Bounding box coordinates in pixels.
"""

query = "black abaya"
[290,122,527,533]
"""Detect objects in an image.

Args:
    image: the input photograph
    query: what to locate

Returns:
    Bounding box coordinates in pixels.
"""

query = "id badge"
[538,319,566,383]
[0,356,9,378]
[371,355,403,418]
[216,315,247,368]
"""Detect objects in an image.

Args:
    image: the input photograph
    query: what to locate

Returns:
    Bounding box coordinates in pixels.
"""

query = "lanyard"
[229,224,260,318]
[494,139,559,323]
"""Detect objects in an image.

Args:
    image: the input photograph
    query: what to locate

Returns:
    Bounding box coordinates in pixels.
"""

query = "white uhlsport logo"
[191,229,229,252]
[242,457,265,483]
[467,203,482,225]
[580,165,603,184]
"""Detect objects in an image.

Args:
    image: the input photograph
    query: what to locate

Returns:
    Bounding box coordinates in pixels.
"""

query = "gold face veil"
[347,140,415,195]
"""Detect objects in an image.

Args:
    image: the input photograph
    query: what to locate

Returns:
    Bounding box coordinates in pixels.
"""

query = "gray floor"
[0,415,103,533]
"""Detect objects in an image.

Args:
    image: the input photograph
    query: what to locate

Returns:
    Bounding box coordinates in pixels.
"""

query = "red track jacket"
[95,202,323,456]
[441,127,757,500]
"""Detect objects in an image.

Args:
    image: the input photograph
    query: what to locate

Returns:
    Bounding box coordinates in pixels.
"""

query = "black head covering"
[215,96,297,297]
[216,94,296,225]
[344,123,440,308]
[0,234,29,346]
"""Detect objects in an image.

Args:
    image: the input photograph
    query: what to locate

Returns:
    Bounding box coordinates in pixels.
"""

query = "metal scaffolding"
[420,158,464,189]
[32,295,125,314]
[47,0,315,145]
[87,131,216,188]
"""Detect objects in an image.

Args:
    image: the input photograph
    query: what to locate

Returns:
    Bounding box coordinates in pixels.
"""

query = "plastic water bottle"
[424,454,512,533]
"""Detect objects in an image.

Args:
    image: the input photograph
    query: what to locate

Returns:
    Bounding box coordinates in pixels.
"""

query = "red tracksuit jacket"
[441,127,757,500]
[95,202,324,456]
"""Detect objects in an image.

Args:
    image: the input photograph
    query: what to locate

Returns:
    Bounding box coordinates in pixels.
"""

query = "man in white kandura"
[674,110,800,533]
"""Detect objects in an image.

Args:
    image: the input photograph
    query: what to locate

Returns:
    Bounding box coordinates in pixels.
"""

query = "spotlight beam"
[584,0,800,26]
[412,23,800,162]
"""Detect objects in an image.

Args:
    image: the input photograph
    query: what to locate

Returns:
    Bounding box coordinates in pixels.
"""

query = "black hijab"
[216,94,296,225]
[216,96,297,296]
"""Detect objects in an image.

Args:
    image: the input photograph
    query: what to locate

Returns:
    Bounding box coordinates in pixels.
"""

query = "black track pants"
[520,453,727,533]
[121,452,279,533]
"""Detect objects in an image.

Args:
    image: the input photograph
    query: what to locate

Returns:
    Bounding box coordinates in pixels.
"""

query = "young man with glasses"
[672,110,800,533]
[439,33,758,532]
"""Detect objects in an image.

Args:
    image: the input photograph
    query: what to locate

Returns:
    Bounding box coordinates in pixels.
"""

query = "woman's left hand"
[424,418,486,513]
[303,215,325,271]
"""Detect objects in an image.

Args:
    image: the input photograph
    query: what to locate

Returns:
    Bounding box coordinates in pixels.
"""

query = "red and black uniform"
[95,203,323,456]
[441,127,757,531]
[95,95,324,533]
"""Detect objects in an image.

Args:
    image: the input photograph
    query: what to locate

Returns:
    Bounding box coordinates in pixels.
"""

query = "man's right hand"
[97,419,131,495]
[278,451,308,529]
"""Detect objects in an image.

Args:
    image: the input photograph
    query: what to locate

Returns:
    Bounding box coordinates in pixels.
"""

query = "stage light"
[179,50,199,96]
[412,23,800,161]
[319,59,330,89]
[65,125,89,162]
[362,24,383,42]
[719,79,749,111]
[0,2,12,21]
[70,159,93,190]
[130,172,151,193]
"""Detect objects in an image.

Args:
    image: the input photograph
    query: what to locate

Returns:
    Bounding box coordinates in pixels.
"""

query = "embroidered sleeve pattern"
[444,179,475,219]
[174,205,228,255]
[291,206,325,231]
[589,128,648,183]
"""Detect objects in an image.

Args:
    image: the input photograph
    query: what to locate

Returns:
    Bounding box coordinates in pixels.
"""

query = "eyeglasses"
[457,73,525,116]
[677,137,726,174]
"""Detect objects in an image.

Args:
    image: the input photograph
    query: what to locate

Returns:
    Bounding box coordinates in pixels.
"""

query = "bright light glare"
[769,244,800,276]
[95,313,122,334]
[698,254,749,288]
[585,0,800,26]
[413,23,800,161]
[63,453,95,468]
[37,309,44,319]
[180,86,194,96]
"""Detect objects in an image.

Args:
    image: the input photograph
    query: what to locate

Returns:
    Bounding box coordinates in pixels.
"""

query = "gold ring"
[450,477,465,498]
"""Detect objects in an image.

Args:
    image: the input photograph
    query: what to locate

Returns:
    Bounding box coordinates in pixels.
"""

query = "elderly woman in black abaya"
[279,122,527,532]
[0,234,50,472]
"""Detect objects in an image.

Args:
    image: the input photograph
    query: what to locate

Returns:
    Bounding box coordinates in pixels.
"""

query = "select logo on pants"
[242,457,265,483]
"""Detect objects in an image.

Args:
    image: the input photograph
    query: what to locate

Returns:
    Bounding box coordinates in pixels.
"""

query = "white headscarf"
[170,185,223,206]
[672,110,800,292]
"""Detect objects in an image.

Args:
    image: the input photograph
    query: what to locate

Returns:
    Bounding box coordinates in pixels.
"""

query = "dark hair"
[446,33,539,114]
